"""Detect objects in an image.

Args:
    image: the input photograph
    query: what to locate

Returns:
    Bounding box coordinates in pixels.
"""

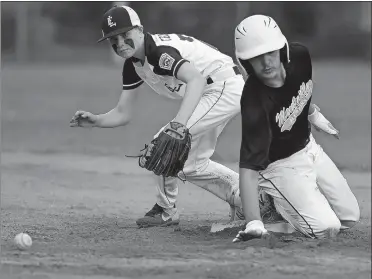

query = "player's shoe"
[229,205,245,221]
[144,203,163,217]
[136,203,180,228]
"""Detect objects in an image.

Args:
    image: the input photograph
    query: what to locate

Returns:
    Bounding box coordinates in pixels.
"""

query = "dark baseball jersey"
[122,33,235,99]
[239,42,313,171]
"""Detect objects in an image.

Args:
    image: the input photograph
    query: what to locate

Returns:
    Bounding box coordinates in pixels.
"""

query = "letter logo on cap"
[107,16,116,28]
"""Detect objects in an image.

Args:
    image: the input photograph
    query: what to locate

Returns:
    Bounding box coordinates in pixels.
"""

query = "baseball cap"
[97,6,142,43]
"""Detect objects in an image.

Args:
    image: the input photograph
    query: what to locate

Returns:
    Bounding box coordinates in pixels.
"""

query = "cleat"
[136,204,179,228]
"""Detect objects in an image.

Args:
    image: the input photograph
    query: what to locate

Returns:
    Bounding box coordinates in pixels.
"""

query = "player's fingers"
[80,112,89,118]
[327,124,340,139]
[70,116,78,123]
[328,123,339,133]
[69,120,80,127]
[232,237,242,243]
[328,123,336,131]
[312,124,321,132]
[74,110,85,117]
[232,233,243,243]
[233,231,248,243]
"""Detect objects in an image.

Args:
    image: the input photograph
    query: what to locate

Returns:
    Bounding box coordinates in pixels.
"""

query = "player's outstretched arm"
[95,88,139,128]
[239,168,261,223]
[70,88,139,128]
[173,62,207,125]
[308,103,339,139]
[233,168,269,243]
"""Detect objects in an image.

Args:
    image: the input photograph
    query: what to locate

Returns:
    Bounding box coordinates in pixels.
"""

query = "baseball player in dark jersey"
[232,15,360,242]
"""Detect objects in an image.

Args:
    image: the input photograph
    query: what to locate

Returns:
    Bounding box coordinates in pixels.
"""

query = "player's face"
[110,29,141,58]
[249,50,281,80]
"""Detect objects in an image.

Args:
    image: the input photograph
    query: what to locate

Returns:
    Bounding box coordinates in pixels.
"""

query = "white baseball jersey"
[122,33,236,99]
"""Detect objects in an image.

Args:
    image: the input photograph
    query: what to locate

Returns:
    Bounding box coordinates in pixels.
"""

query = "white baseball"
[14,233,32,250]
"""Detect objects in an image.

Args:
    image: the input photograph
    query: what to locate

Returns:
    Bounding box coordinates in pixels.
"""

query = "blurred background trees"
[1,1,371,63]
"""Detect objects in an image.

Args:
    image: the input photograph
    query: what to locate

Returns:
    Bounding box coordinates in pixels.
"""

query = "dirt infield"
[1,152,371,279]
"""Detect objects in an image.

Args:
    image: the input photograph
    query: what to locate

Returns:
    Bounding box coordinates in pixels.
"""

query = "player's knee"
[341,204,360,230]
[340,200,360,229]
[350,202,361,223]
[340,220,358,230]
[349,206,361,225]
[312,216,341,239]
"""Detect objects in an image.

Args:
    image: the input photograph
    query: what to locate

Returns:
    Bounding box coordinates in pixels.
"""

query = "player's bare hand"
[232,220,268,243]
[70,110,98,128]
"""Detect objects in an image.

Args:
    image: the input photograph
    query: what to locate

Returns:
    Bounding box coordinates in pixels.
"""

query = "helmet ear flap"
[280,45,288,64]
[238,58,255,76]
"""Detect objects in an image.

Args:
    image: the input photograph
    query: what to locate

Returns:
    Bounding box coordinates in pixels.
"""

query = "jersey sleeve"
[290,42,312,79]
[122,59,144,90]
[239,83,272,171]
[146,45,189,78]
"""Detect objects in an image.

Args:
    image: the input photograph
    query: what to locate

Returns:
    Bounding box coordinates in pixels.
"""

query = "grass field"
[1,61,371,278]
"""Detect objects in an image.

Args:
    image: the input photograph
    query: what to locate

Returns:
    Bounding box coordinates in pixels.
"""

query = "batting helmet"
[97,6,142,43]
[234,15,290,63]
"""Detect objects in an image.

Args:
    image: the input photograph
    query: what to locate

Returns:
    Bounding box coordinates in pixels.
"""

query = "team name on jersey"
[275,79,313,132]
[165,83,184,92]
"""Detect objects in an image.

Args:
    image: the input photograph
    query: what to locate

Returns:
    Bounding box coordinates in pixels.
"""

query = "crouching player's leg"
[136,75,245,228]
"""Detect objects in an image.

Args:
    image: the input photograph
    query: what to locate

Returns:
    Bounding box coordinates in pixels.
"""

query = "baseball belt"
[207,66,241,85]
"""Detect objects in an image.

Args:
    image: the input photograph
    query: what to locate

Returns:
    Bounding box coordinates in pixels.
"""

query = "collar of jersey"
[130,32,152,64]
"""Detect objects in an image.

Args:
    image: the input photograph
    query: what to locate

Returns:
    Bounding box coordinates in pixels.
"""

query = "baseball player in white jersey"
[232,15,360,242]
[70,6,343,229]
[71,5,245,227]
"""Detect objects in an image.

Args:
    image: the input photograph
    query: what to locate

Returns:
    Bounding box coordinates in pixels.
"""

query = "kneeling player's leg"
[307,135,360,229]
[259,155,341,239]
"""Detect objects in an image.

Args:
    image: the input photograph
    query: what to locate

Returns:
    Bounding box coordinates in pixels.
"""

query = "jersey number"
[176,34,194,42]
[158,34,218,51]
[177,34,218,50]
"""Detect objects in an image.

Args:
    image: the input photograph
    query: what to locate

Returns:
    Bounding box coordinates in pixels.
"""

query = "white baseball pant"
[259,134,360,238]
[153,74,245,217]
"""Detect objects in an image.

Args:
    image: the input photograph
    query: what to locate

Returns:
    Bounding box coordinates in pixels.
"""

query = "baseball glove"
[129,122,192,179]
